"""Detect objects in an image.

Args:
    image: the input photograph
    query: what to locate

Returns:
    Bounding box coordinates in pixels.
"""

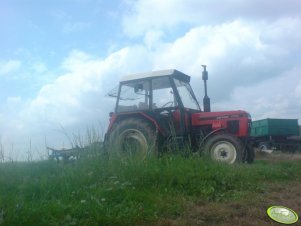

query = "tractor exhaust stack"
[202,65,211,112]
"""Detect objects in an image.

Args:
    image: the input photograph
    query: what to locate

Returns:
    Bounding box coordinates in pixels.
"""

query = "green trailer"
[251,118,301,152]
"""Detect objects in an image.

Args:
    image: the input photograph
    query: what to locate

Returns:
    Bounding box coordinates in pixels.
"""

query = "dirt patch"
[155,153,301,226]
[256,150,301,162]
[155,182,301,226]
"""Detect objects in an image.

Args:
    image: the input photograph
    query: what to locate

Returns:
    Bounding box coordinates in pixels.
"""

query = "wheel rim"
[210,141,237,164]
[117,129,148,156]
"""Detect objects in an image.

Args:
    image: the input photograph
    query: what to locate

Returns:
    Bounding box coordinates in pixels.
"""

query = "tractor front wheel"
[204,134,243,164]
[108,119,157,158]
[244,144,255,164]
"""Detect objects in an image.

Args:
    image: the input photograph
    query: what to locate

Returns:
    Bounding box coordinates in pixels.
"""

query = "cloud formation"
[122,0,301,37]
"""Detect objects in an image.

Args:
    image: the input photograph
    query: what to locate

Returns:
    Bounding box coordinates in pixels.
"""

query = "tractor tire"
[243,144,255,164]
[108,118,157,158]
[204,133,243,164]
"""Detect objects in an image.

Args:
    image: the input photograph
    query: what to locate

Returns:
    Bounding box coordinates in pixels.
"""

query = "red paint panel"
[191,110,250,137]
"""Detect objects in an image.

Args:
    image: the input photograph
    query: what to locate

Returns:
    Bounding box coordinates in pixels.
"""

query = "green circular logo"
[267,206,299,224]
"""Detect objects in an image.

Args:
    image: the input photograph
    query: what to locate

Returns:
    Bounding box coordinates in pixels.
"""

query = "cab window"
[117,81,150,112]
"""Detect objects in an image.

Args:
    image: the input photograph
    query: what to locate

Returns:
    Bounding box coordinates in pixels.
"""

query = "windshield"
[174,79,200,110]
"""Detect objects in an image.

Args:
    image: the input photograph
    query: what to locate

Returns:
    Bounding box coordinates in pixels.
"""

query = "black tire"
[243,144,255,164]
[108,118,157,158]
[204,133,243,164]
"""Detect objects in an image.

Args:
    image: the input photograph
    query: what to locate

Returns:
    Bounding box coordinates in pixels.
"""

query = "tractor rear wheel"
[204,133,243,164]
[108,119,157,158]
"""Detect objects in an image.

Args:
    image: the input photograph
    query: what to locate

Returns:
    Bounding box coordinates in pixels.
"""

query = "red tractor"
[105,66,254,164]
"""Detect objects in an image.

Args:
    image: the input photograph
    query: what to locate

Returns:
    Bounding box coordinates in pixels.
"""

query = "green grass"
[0,154,301,226]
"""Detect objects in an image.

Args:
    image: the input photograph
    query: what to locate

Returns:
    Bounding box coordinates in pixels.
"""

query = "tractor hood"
[191,110,251,137]
[192,110,251,122]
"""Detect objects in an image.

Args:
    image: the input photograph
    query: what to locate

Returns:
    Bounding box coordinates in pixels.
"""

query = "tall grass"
[1,152,301,226]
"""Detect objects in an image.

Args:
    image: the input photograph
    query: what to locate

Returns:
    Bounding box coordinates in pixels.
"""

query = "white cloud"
[147,18,301,104]
[152,20,258,70]
[122,0,301,37]
[123,0,191,37]
[214,66,301,121]
[5,45,152,150]
[0,60,21,76]
[143,30,164,49]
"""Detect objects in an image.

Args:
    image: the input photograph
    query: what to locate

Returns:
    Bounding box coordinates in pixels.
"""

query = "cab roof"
[120,69,190,83]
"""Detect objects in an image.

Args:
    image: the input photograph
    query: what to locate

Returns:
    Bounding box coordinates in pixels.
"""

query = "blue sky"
[1,0,301,160]
[1,1,123,56]
[0,1,123,98]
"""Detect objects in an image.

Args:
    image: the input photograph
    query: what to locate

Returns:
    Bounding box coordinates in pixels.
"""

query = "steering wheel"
[160,101,173,108]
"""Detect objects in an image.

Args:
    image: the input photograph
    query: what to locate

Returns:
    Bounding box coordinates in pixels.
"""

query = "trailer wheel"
[258,142,270,152]
[204,134,243,164]
[108,119,157,158]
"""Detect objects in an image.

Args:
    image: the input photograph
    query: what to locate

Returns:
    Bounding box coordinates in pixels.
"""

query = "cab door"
[151,76,183,137]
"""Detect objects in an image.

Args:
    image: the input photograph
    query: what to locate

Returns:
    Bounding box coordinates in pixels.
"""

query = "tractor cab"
[112,69,200,137]
[115,69,200,113]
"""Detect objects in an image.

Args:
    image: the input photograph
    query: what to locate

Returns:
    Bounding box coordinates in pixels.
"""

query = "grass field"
[0,151,301,226]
